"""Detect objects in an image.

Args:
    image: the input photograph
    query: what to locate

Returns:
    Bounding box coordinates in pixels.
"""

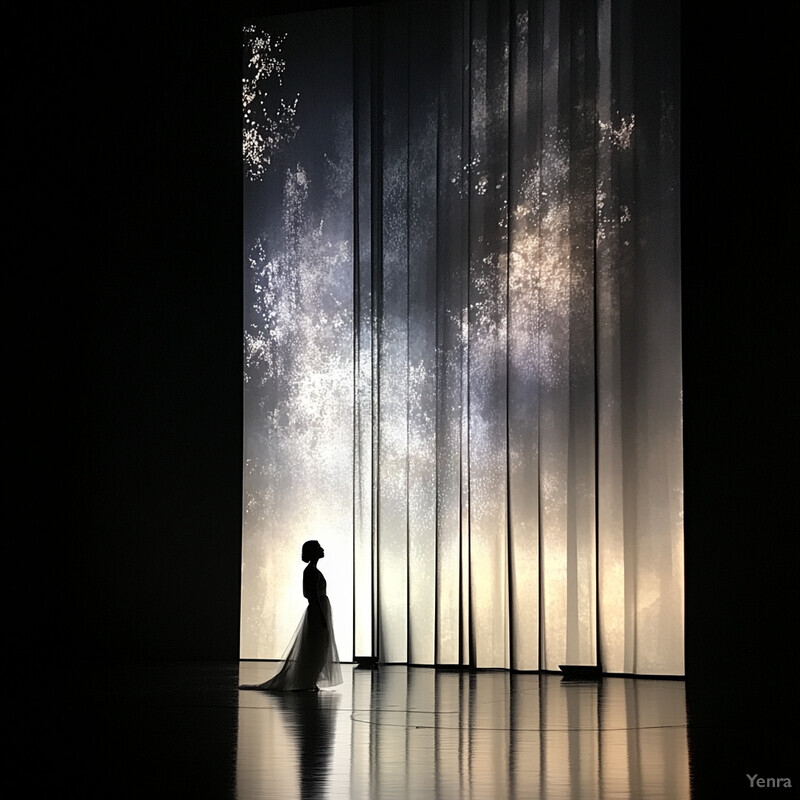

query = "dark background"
[18,0,794,795]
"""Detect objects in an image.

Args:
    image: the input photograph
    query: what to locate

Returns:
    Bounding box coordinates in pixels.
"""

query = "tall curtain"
[240,0,683,676]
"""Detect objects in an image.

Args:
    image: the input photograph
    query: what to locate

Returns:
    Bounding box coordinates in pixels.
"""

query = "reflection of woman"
[241,541,342,691]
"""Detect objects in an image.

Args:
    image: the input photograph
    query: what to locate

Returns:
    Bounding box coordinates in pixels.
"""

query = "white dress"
[242,564,342,691]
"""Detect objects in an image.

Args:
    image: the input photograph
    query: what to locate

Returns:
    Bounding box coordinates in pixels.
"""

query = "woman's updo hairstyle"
[301,540,320,563]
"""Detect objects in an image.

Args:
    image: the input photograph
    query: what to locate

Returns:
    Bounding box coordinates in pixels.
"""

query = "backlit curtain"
[240,0,683,676]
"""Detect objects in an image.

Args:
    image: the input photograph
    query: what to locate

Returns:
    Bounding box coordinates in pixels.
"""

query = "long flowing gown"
[241,564,342,691]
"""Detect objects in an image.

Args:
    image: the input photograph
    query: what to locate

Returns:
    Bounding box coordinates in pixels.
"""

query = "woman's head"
[301,540,324,563]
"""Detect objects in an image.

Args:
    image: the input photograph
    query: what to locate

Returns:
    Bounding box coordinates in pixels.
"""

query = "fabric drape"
[241,0,683,676]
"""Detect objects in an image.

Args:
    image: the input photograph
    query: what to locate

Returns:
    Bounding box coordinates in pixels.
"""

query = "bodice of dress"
[304,566,327,601]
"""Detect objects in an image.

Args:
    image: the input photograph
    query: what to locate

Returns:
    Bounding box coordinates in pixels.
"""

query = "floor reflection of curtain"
[241,0,682,677]
[343,665,690,800]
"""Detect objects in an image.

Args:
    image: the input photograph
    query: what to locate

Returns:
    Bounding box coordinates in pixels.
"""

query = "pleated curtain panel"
[240,0,683,676]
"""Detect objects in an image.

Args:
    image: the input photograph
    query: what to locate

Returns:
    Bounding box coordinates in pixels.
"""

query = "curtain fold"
[241,0,683,676]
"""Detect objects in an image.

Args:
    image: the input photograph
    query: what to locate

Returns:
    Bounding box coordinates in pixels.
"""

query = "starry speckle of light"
[243,27,300,180]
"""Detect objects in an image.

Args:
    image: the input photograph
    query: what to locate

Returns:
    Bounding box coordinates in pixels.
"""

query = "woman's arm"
[303,567,328,628]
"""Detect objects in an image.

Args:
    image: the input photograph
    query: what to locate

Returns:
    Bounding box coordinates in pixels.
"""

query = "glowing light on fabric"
[240,0,683,676]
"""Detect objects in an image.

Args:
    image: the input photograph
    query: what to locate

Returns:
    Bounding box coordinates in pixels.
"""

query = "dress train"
[240,574,342,692]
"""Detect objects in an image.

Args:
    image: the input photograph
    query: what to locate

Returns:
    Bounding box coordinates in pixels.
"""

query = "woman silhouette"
[241,540,342,691]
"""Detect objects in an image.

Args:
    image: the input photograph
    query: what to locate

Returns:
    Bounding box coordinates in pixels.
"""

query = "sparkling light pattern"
[241,13,355,661]
[241,1,683,676]
[242,27,299,181]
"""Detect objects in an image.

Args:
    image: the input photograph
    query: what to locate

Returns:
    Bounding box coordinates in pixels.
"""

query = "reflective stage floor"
[49,661,794,799]
[238,663,689,800]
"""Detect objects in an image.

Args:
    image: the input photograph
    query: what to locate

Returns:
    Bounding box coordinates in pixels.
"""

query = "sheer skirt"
[242,596,342,691]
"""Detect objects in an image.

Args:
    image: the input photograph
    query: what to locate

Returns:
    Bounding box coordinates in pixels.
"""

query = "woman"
[241,540,342,691]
